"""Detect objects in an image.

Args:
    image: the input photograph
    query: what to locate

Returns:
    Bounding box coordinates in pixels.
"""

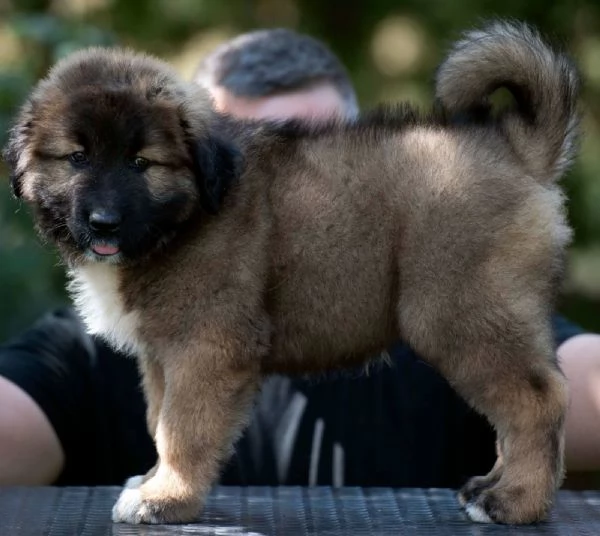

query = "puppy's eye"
[68,151,89,166]
[130,156,150,172]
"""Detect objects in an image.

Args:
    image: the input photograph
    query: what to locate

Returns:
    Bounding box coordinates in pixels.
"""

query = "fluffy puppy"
[4,21,579,525]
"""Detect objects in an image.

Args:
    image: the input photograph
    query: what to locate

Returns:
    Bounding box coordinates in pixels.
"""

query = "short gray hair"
[195,29,359,118]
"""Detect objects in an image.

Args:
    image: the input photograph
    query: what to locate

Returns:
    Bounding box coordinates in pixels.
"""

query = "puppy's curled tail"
[436,21,580,183]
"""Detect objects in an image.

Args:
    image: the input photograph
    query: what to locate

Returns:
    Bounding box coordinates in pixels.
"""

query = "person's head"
[194,28,358,121]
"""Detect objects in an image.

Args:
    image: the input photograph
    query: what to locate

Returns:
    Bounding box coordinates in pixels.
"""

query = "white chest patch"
[68,264,143,356]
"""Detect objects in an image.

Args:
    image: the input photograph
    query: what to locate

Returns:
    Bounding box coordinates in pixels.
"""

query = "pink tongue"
[92,244,120,256]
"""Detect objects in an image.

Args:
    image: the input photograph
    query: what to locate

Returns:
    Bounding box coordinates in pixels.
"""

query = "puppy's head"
[3,47,240,266]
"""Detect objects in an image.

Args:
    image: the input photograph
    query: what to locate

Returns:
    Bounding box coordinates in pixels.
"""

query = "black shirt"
[0,308,583,488]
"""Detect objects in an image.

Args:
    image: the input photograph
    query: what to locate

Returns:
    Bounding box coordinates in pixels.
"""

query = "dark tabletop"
[1,486,599,535]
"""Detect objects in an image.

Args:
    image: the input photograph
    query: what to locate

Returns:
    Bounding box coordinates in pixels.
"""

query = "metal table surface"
[1,486,599,535]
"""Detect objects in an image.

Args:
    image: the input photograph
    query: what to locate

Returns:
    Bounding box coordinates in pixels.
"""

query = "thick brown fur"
[3,21,579,525]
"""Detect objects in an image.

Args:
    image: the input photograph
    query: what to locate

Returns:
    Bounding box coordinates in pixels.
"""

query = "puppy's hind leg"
[458,351,567,524]
[112,346,260,524]
[401,300,568,524]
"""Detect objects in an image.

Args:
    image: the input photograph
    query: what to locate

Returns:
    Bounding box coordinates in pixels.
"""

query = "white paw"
[464,503,493,523]
[112,487,159,524]
[124,475,145,489]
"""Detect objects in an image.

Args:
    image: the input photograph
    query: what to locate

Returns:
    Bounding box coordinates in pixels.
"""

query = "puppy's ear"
[190,134,242,214]
[3,102,34,199]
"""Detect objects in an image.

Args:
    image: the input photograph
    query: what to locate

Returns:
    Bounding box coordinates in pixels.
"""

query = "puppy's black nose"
[89,209,121,233]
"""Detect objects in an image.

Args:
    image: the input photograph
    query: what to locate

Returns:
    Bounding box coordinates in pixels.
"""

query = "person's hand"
[560,334,600,470]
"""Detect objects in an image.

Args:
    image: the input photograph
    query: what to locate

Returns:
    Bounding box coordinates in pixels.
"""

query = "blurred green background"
[0,0,598,341]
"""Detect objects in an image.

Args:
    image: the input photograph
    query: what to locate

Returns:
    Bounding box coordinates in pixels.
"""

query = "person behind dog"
[0,28,598,488]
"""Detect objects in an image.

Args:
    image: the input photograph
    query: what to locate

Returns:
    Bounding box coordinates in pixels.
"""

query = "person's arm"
[0,375,64,484]
[559,333,600,470]
[0,308,98,485]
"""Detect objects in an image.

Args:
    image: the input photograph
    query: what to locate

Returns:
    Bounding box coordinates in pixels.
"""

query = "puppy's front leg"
[112,348,260,524]
[123,355,165,490]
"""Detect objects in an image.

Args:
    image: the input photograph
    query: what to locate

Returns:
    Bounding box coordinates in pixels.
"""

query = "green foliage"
[0,0,599,341]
